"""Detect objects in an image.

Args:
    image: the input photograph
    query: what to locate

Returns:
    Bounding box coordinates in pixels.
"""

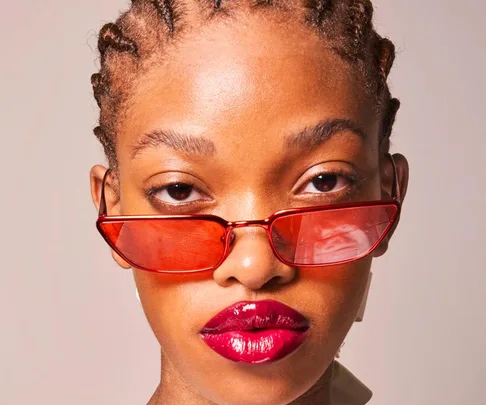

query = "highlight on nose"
[212,227,297,290]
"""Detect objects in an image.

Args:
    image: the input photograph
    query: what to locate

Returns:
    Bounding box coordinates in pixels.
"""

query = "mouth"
[199,300,309,364]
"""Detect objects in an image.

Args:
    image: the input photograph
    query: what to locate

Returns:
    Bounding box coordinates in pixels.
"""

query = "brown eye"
[152,183,205,205]
[302,173,351,194]
[167,184,193,201]
[312,174,337,192]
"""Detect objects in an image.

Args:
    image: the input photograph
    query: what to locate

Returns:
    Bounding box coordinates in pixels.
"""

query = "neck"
[147,349,334,405]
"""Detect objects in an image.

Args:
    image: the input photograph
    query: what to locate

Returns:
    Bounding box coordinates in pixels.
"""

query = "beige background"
[1,0,485,404]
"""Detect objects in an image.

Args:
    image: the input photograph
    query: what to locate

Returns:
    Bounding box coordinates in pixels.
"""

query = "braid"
[252,0,275,7]
[377,37,396,81]
[373,35,398,149]
[347,0,373,56]
[152,0,178,34]
[90,73,104,108]
[98,23,139,62]
[306,0,333,27]
[91,0,400,166]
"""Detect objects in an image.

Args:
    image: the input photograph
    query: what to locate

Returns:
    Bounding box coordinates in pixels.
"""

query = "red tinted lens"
[98,219,226,272]
[271,204,398,265]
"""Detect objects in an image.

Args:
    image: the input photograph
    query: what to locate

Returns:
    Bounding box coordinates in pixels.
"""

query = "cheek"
[301,257,372,344]
[133,270,209,342]
[132,269,226,380]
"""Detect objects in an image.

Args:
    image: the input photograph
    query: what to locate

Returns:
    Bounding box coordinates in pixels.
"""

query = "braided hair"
[91,0,399,168]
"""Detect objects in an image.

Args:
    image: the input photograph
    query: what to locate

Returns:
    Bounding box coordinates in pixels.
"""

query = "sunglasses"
[96,155,401,274]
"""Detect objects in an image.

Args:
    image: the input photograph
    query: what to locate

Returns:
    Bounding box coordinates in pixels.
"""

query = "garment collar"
[331,361,372,405]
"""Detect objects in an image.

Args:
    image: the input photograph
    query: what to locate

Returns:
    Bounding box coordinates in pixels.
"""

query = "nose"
[212,226,297,290]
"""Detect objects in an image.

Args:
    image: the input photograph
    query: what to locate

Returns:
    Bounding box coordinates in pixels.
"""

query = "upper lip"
[200,300,309,334]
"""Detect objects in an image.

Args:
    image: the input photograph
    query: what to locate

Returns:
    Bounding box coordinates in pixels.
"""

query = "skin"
[90,14,408,405]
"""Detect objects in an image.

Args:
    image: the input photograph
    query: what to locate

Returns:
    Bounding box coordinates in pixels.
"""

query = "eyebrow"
[285,118,367,150]
[131,129,217,158]
[131,118,366,158]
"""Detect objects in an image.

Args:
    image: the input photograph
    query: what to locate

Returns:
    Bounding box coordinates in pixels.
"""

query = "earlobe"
[111,250,132,270]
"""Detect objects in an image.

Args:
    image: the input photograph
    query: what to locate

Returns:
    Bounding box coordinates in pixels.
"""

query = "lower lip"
[200,328,307,364]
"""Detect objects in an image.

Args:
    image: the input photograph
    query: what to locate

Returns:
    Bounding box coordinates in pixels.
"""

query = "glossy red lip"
[199,300,309,364]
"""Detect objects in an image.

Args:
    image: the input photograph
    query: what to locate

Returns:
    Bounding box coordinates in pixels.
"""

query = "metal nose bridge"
[230,219,271,229]
[226,220,273,247]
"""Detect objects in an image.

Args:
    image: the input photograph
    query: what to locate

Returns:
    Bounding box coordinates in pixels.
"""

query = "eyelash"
[296,169,361,198]
[146,170,363,211]
[146,182,207,209]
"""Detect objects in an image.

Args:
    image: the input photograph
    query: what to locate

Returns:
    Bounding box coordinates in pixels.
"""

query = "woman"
[89,0,409,403]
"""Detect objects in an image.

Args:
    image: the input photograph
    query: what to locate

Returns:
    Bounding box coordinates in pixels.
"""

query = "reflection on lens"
[295,224,370,263]
[271,205,397,265]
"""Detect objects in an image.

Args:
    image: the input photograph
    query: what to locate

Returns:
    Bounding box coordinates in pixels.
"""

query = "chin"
[200,379,318,405]
[188,351,330,405]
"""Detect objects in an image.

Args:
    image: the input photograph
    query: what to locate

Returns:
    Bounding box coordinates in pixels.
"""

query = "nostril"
[267,275,286,288]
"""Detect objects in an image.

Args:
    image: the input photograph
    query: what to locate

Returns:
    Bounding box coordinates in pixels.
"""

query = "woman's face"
[91,16,405,405]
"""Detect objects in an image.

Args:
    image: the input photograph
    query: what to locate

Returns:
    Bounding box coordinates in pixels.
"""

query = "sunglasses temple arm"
[98,169,110,217]
[383,154,402,243]
[388,153,401,203]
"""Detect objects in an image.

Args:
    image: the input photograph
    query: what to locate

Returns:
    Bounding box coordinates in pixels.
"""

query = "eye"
[151,183,205,204]
[301,173,352,194]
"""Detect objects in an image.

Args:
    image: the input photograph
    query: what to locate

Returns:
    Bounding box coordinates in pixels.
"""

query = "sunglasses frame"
[97,154,402,273]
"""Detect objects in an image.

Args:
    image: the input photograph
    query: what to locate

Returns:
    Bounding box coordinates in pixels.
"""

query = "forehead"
[118,16,378,162]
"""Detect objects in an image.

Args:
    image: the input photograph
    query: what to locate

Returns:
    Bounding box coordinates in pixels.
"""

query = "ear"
[90,165,131,270]
[372,153,409,258]
[90,165,109,213]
